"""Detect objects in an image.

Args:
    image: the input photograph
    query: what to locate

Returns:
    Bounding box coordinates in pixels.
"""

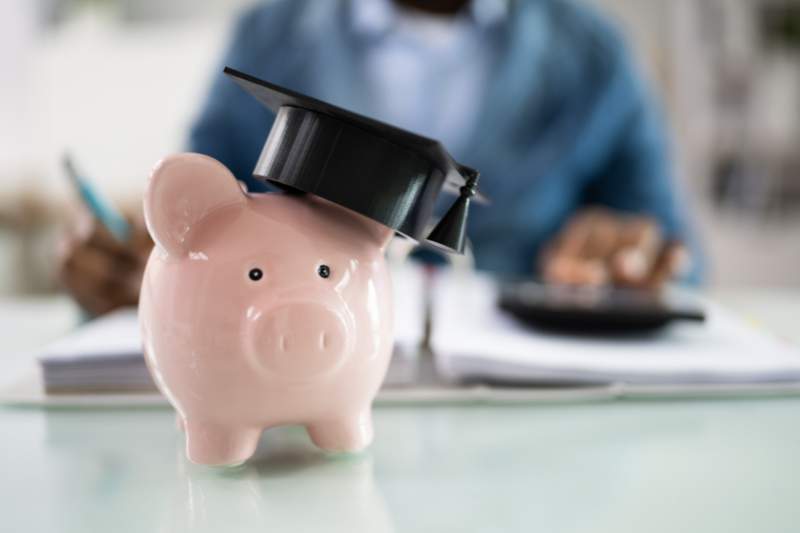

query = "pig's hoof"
[306,414,374,453]
[184,421,261,466]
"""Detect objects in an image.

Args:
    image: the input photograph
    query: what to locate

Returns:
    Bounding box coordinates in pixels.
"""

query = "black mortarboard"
[223,67,484,254]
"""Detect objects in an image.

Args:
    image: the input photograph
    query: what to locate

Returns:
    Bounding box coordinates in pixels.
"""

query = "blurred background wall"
[1,0,799,294]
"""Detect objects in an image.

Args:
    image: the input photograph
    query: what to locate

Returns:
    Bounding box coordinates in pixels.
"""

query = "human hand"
[57,209,153,317]
[540,208,688,290]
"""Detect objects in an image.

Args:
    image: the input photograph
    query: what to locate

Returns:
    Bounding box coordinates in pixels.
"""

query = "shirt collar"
[349,0,509,38]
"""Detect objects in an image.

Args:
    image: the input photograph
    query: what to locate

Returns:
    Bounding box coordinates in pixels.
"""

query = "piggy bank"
[139,153,395,466]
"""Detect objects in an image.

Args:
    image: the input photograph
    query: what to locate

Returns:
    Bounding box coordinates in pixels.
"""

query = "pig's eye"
[317,264,331,279]
[248,268,263,281]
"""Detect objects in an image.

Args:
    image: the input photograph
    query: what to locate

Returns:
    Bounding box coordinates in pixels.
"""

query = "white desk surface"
[1,290,799,533]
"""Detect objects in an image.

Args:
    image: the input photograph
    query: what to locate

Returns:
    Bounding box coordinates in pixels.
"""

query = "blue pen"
[62,154,131,242]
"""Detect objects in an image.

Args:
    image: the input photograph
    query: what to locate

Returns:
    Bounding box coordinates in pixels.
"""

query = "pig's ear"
[144,153,245,256]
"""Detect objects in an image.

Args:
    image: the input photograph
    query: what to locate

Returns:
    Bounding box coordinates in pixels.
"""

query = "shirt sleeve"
[581,56,683,237]
[579,45,704,282]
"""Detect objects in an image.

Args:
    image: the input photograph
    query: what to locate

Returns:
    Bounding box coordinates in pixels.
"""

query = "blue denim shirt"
[189,0,697,278]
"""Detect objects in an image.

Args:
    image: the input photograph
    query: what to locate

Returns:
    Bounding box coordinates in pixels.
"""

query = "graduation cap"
[223,66,484,254]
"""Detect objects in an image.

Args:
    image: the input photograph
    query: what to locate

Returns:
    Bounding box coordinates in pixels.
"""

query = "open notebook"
[431,272,800,386]
[8,266,800,406]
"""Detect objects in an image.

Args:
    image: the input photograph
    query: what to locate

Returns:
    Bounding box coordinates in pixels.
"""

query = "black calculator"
[498,281,706,334]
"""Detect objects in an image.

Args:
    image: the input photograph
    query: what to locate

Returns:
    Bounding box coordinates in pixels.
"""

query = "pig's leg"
[306,411,374,453]
[183,420,261,466]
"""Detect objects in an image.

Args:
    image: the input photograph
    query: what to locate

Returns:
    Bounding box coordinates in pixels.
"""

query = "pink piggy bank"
[139,153,395,466]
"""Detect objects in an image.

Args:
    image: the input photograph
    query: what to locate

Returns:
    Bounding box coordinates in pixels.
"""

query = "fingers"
[643,242,689,290]
[543,209,619,286]
[58,242,144,316]
[553,209,619,260]
[85,219,140,259]
[540,208,686,290]
[61,266,141,317]
[551,211,595,259]
[543,255,609,286]
[609,218,662,286]
[60,240,133,282]
[57,213,153,317]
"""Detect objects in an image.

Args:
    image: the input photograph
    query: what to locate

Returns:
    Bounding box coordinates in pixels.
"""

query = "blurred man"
[60,0,695,316]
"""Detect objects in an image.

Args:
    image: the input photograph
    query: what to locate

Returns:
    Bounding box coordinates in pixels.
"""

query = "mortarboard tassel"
[427,170,480,254]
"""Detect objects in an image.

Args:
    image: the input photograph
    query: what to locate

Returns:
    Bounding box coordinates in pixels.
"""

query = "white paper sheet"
[431,272,800,385]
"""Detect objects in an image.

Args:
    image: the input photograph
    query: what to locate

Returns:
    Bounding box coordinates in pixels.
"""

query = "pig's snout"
[248,302,350,379]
